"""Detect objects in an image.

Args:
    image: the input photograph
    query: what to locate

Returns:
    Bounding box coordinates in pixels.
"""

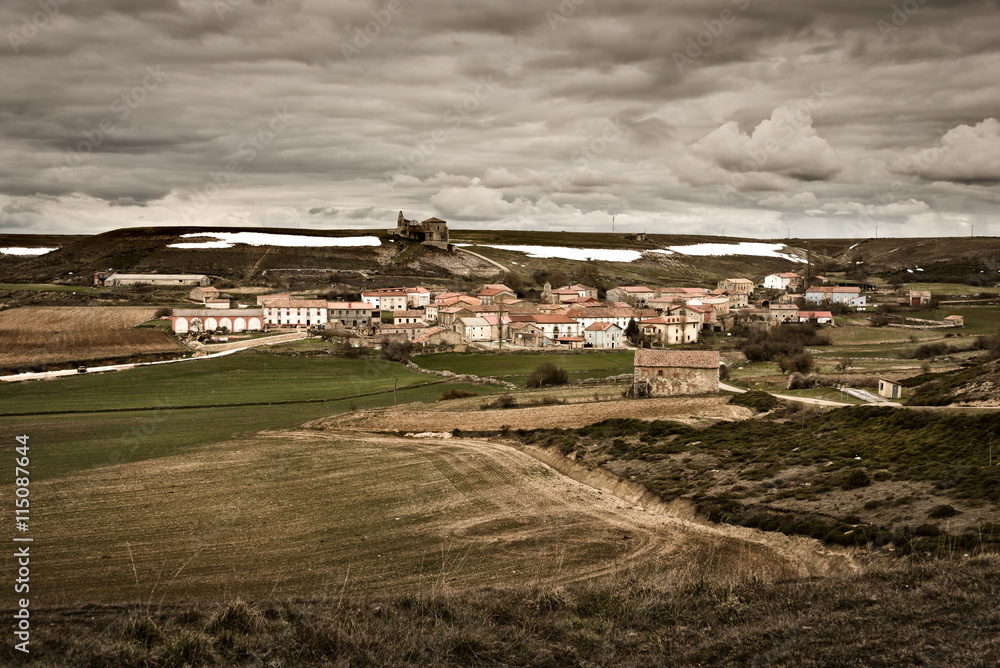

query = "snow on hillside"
[655,242,804,263]
[0,247,57,255]
[168,232,382,249]
[454,244,643,262]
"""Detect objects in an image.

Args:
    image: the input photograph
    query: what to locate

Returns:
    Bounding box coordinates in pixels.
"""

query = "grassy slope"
[514,407,1000,553]
[6,556,999,667]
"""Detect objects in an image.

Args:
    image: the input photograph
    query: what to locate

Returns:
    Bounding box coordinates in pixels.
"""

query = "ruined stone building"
[395,212,450,249]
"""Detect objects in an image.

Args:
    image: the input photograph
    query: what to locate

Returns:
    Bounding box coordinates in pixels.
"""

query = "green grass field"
[907,306,1000,335]
[903,282,1000,296]
[414,350,635,385]
[0,353,438,415]
[0,350,516,483]
[0,283,102,294]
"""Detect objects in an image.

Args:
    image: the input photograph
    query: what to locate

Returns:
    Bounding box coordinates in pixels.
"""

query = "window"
[657,370,664,376]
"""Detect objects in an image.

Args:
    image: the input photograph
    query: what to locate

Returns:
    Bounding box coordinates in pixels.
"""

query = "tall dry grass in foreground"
[5,555,999,667]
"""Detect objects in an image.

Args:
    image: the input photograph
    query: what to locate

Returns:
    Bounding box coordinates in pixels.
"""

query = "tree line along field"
[0,306,183,371]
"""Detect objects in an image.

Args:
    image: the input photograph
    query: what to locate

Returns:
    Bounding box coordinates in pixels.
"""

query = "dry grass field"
[20,427,852,608]
[0,306,183,369]
[312,394,752,433]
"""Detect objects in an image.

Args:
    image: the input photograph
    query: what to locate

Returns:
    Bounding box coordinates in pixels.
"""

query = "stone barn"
[632,350,720,397]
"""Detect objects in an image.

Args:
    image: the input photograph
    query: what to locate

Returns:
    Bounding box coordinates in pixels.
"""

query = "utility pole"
[394,377,398,407]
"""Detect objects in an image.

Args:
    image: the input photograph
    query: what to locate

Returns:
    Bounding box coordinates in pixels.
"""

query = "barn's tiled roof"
[634,350,720,369]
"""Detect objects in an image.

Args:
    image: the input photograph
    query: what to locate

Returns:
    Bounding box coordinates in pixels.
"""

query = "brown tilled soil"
[309,394,753,433]
[0,306,182,369]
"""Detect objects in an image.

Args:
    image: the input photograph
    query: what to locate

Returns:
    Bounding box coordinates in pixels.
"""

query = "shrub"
[911,342,950,360]
[526,363,568,388]
[481,394,518,410]
[381,339,414,363]
[438,388,479,402]
[739,323,830,362]
[835,468,871,490]
[728,390,780,413]
[928,504,959,519]
[787,372,817,390]
[719,363,730,381]
[778,352,815,374]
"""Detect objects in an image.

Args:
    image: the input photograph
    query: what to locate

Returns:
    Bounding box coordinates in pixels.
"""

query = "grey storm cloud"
[0,0,998,237]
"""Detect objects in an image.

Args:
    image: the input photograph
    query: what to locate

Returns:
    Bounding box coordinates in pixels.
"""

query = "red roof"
[532,314,578,324]
[584,322,620,331]
[327,302,374,309]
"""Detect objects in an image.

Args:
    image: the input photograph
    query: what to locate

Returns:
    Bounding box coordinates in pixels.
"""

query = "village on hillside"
[100,267,960,356]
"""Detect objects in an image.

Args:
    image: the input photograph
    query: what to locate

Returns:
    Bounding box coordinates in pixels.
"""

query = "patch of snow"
[0,247,57,256]
[453,244,643,263]
[916,268,923,272]
[655,242,805,263]
[907,269,914,273]
[168,232,381,249]
[849,242,860,250]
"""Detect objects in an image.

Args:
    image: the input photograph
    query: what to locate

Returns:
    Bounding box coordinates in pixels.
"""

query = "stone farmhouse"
[327,302,376,330]
[633,350,720,397]
[189,286,219,302]
[717,277,755,294]
[607,285,656,304]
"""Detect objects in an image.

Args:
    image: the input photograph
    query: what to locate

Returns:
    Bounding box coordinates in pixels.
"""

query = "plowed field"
[0,306,182,368]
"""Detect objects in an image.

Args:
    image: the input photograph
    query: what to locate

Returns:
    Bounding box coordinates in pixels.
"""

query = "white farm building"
[172,309,264,334]
[105,273,210,287]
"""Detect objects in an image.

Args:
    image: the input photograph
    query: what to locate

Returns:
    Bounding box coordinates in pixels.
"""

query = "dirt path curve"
[453,246,509,273]
[311,427,857,584]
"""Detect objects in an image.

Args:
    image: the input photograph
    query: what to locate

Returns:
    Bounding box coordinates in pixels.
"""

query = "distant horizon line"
[0,223,993,242]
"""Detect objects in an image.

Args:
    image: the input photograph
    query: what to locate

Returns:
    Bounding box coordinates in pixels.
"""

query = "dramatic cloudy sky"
[2,0,999,238]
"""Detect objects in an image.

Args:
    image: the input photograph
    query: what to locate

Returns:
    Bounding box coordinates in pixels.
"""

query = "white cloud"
[430,185,532,219]
[691,107,841,182]
[890,118,1000,184]
[758,192,819,207]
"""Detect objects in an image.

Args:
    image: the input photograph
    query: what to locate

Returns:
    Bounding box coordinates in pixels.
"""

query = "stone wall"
[635,365,718,396]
